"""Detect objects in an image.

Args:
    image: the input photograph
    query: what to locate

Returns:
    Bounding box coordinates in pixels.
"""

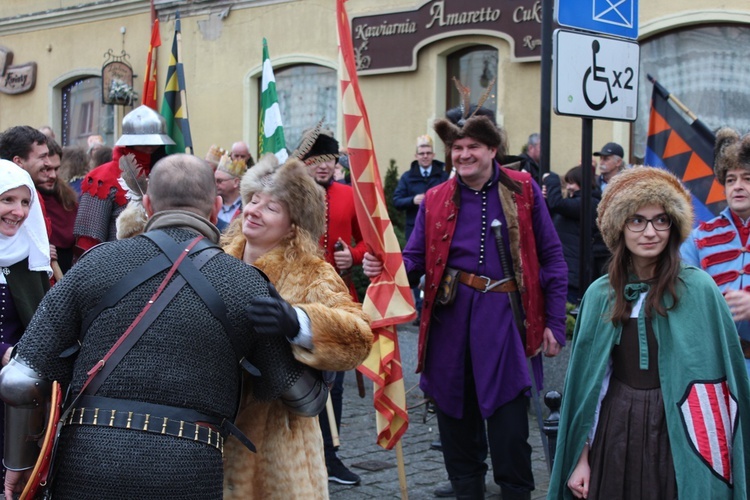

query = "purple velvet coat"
[404,165,567,419]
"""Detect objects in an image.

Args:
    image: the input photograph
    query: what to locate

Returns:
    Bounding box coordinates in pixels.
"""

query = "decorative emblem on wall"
[0,46,37,95]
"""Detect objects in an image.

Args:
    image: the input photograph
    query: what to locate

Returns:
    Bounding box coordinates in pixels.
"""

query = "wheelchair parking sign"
[553,29,640,122]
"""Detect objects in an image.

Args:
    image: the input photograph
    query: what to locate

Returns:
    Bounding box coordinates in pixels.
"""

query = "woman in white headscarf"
[0,159,51,470]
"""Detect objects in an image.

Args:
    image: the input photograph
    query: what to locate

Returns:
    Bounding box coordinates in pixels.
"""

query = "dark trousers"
[319,370,345,460]
[412,285,423,319]
[435,368,534,493]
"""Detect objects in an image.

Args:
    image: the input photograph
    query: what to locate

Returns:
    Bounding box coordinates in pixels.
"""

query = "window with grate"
[633,24,750,161]
[272,64,338,153]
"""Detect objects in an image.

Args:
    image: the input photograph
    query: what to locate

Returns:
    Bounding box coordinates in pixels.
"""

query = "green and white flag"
[259,38,287,163]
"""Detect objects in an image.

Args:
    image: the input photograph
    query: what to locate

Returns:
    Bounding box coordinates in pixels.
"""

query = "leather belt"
[64,396,225,453]
[455,270,517,293]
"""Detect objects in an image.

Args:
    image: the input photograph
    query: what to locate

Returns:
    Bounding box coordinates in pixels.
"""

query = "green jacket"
[548,265,750,499]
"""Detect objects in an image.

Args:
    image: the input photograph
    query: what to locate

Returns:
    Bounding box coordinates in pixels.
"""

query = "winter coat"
[222,237,373,499]
[392,160,447,240]
[543,173,608,298]
[549,267,750,499]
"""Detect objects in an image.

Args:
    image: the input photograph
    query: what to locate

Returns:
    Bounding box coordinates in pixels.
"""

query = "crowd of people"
[0,97,749,500]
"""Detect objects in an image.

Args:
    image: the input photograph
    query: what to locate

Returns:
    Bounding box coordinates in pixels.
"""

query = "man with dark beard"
[295,125,366,486]
[0,125,56,259]
[37,139,78,273]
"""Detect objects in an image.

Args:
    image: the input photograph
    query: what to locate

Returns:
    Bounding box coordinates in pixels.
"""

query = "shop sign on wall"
[0,46,37,95]
[102,49,137,106]
[350,0,546,74]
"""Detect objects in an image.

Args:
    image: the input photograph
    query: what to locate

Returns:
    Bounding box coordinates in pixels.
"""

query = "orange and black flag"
[337,0,413,450]
[645,77,722,223]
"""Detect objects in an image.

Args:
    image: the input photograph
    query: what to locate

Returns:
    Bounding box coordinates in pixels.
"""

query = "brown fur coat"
[222,236,373,499]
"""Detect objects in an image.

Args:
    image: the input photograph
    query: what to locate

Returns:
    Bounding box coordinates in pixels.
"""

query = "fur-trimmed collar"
[144,210,221,243]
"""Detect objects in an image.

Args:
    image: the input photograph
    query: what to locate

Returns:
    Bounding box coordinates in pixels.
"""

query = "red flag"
[142,18,161,110]
[337,0,413,450]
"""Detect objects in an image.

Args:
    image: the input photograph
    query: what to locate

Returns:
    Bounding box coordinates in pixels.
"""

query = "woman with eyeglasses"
[548,166,750,499]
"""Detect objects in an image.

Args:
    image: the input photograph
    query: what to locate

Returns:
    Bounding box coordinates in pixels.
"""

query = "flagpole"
[647,74,699,121]
[325,394,340,447]
[175,24,191,155]
[395,440,408,500]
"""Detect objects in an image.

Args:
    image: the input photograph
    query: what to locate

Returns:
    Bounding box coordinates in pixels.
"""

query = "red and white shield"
[678,379,737,485]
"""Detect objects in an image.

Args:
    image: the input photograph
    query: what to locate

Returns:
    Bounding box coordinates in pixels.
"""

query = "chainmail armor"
[73,189,124,243]
[15,227,303,499]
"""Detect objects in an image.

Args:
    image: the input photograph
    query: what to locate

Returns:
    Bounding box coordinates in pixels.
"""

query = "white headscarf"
[0,159,51,283]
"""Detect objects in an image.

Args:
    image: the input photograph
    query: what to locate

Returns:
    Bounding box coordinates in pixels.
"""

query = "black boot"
[450,476,484,500]
[500,486,531,500]
[433,482,454,497]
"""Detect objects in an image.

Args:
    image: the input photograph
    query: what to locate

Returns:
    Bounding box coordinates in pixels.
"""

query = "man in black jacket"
[393,135,448,323]
[393,135,449,239]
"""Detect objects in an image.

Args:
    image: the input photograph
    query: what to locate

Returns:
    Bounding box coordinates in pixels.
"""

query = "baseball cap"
[593,142,624,158]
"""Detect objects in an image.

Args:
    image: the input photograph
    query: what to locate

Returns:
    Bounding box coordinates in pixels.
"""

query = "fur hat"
[293,122,340,167]
[713,127,750,185]
[597,166,693,251]
[240,153,326,241]
[434,105,507,155]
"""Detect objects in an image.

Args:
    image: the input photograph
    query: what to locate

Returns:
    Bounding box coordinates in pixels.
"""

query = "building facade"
[1,0,748,173]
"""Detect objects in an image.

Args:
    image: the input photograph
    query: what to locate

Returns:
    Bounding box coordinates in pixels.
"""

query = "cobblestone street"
[329,322,570,499]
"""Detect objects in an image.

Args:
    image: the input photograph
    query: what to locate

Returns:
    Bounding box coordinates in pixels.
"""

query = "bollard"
[543,390,562,469]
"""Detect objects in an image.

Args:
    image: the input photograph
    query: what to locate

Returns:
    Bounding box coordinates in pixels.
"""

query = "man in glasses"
[681,127,750,374]
[393,135,449,325]
[214,153,247,231]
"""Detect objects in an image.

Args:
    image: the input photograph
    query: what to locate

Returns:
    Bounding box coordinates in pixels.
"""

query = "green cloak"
[548,265,750,499]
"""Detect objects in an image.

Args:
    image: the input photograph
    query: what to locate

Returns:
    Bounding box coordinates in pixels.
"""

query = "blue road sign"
[555,0,639,40]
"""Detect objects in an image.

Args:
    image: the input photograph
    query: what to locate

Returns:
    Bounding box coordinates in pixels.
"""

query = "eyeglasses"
[416,152,434,156]
[625,215,672,232]
[215,177,233,184]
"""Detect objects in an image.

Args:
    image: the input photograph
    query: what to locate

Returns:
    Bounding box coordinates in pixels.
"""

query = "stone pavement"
[329,322,571,500]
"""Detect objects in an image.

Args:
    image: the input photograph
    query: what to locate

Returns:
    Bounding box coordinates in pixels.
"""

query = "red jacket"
[74,146,153,252]
[319,181,366,300]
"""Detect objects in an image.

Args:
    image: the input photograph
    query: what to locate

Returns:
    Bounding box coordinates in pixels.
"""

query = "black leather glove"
[246,283,300,339]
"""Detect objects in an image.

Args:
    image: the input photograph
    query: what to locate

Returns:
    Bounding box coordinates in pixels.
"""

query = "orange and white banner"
[337,0,413,450]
